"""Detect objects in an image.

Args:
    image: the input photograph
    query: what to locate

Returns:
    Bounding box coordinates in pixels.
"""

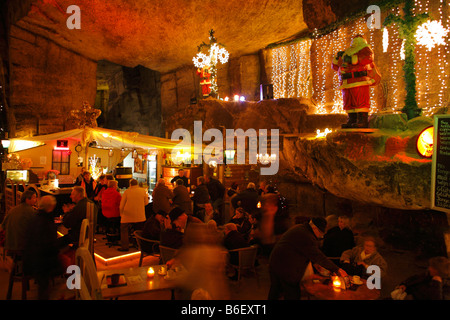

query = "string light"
[383,28,389,52]
[270,0,448,116]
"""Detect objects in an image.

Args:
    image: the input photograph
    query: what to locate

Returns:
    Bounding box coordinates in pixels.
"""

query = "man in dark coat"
[59,186,96,248]
[160,207,188,249]
[152,179,174,215]
[172,179,193,215]
[24,195,63,299]
[231,182,259,214]
[322,215,355,259]
[191,176,210,215]
[268,217,348,300]
[204,174,225,209]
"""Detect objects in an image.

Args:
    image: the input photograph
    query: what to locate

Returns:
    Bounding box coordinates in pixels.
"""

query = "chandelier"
[193,29,229,97]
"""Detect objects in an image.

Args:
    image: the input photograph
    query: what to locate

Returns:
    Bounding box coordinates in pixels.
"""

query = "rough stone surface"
[13,0,308,74]
[166,98,434,210]
[278,128,433,210]
[9,24,97,137]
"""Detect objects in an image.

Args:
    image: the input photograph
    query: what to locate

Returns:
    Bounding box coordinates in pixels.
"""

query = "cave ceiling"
[8,0,385,74]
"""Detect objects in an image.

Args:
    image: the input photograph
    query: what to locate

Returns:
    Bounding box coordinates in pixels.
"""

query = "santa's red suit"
[332,36,379,128]
[197,68,212,97]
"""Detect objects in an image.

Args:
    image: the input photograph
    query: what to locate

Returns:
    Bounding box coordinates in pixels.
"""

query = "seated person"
[223,223,249,264]
[322,215,355,260]
[142,210,168,241]
[59,186,96,249]
[394,256,450,300]
[160,207,188,249]
[196,202,222,225]
[339,236,387,279]
[229,207,252,240]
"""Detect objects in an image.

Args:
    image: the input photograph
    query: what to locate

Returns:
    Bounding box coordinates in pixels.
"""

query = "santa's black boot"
[341,112,357,128]
[353,112,369,128]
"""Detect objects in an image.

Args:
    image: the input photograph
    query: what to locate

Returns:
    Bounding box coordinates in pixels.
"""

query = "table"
[97,265,181,300]
[302,274,380,300]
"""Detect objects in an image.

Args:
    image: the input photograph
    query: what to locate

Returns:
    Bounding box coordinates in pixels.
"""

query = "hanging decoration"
[193,29,229,97]
[69,101,102,128]
[383,0,429,120]
[415,20,449,51]
[88,154,102,180]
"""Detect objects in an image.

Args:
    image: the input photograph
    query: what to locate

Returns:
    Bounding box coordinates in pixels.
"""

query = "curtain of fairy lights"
[272,40,312,100]
[271,0,449,115]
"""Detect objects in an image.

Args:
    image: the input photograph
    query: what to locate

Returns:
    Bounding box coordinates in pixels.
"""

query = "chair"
[25,184,41,199]
[3,179,16,215]
[75,247,102,300]
[6,251,31,300]
[228,245,259,287]
[133,230,160,267]
[78,219,90,250]
[159,245,178,265]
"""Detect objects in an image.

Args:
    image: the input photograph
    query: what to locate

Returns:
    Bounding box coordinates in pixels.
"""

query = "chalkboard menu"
[431,115,450,213]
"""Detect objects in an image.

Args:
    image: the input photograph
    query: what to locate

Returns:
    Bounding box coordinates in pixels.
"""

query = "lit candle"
[332,276,341,292]
[147,267,155,278]
[257,201,261,209]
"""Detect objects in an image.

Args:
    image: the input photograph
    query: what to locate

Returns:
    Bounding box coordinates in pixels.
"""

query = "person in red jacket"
[101,180,122,235]
[332,35,380,128]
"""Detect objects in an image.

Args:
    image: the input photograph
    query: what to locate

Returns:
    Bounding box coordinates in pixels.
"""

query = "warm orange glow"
[147,267,155,278]
[416,126,434,158]
[332,276,341,288]
[257,201,261,208]
[94,251,142,264]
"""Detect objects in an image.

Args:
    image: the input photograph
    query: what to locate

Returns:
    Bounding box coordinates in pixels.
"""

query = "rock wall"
[97,61,162,137]
[9,25,97,137]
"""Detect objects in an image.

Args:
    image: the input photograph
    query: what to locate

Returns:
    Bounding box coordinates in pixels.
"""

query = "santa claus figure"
[197,67,212,97]
[332,35,380,128]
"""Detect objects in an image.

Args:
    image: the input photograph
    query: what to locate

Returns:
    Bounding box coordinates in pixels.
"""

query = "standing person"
[332,34,380,128]
[101,180,122,235]
[118,179,149,251]
[170,168,189,187]
[93,175,108,234]
[75,167,86,185]
[172,179,193,215]
[1,190,37,253]
[152,178,174,216]
[227,182,239,198]
[204,174,225,212]
[231,182,259,214]
[191,176,210,215]
[75,171,96,200]
[59,186,96,249]
[268,217,348,300]
[24,195,63,300]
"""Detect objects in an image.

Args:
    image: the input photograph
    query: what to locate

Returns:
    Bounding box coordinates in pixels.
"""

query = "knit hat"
[169,207,185,222]
[311,217,327,233]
